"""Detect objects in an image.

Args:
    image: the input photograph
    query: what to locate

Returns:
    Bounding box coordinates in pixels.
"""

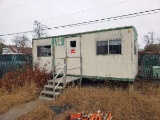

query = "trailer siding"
[32,26,138,81]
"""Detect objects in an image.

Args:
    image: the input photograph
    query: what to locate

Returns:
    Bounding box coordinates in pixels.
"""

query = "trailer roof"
[33,25,138,40]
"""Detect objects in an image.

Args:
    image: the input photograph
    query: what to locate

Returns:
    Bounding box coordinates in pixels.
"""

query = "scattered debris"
[65,110,113,120]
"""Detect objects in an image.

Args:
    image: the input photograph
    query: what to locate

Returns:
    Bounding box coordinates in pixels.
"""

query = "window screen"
[70,41,76,47]
[37,45,51,57]
[109,39,121,54]
[97,41,108,55]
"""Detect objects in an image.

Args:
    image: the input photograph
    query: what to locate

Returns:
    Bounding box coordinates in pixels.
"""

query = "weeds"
[0,67,51,91]
[1,64,160,119]
[17,84,160,120]
[0,64,51,115]
[0,82,38,114]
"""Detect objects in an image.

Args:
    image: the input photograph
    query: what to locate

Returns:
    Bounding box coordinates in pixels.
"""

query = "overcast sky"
[0,0,160,48]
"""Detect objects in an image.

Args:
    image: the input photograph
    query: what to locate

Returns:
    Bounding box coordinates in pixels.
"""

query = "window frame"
[96,39,122,55]
[70,40,76,47]
[109,39,122,54]
[96,41,108,55]
[37,45,51,57]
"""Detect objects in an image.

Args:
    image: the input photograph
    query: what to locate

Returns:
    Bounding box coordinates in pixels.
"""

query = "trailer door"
[66,36,81,75]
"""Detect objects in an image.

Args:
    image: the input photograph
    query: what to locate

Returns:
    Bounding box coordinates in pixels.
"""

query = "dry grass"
[0,65,50,115]
[17,82,160,120]
[1,66,160,119]
[17,105,55,120]
[0,82,38,115]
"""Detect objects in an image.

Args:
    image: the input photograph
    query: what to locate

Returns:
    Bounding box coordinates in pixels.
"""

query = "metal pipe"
[63,57,67,88]
[67,56,81,58]
[79,35,83,87]
[54,64,66,79]
[55,75,65,89]
[67,67,81,71]
[54,58,66,59]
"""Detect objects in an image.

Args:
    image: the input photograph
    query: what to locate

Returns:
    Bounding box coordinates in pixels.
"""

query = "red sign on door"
[71,49,75,53]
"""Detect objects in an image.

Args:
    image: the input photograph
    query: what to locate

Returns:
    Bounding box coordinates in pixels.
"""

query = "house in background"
[0,43,6,54]
[2,45,32,55]
[0,46,32,78]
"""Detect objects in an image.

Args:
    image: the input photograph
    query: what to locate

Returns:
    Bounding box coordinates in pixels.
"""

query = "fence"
[138,52,160,78]
[1,52,159,79]
[0,54,32,78]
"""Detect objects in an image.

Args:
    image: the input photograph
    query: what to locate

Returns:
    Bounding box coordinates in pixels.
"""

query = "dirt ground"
[0,99,44,120]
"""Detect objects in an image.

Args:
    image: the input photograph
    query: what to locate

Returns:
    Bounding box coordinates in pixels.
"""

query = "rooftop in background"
[2,45,32,55]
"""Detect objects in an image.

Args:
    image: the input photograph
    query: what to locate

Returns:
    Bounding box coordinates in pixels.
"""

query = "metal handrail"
[53,64,66,98]
[54,58,65,59]
[54,64,66,79]
[54,65,81,71]
[55,66,80,89]
[55,57,82,59]
[52,56,82,98]
[67,67,81,71]
[67,56,82,58]
[55,75,65,89]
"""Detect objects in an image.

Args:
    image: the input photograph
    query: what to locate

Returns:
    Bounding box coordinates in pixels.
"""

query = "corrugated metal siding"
[0,54,32,78]
[138,52,160,78]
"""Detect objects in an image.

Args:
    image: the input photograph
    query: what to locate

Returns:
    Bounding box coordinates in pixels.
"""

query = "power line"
[0,30,33,36]
[0,0,41,13]
[50,8,160,29]
[0,0,131,29]
[0,8,160,37]
[49,0,131,20]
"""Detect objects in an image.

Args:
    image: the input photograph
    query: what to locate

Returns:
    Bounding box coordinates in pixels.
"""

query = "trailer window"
[96,39,121,55]
[96,41,108,55]
[109,39,121,54]
[37,45,51,57]
[70,41,76,47]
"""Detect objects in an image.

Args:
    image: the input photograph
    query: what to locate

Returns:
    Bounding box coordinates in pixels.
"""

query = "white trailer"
[32,26,138,82]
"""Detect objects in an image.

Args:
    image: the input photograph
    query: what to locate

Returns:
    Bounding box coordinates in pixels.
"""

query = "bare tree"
[0,38,6,54]
[138,44,142,52]
[143,32,155,45]
[143,32,160,52]
[12,35,31,47]
[33,20,48,38]
[0,38,5,44]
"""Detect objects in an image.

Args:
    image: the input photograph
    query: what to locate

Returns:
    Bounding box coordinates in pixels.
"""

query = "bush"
[0,65,51,114]
[0,65,51,92]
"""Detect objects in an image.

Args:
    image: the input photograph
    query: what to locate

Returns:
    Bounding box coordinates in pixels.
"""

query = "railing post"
[53,74,55,99]
[63,57,67,88]
[52,46,55,99]
[79,57,82,87]
[79,35,82,87]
